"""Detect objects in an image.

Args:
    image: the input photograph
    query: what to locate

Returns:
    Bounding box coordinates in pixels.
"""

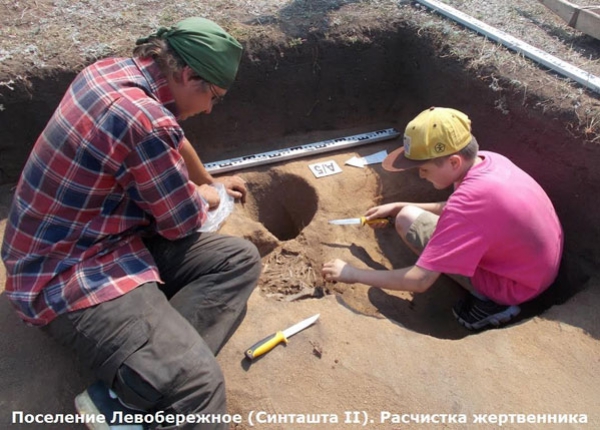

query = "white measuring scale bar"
[204,128,400,174]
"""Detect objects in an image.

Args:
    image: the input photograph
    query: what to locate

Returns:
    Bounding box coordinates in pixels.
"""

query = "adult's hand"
[215,175,247,203]
[197,184,221,210]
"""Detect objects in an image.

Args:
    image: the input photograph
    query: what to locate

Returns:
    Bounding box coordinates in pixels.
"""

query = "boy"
[322,107,563,330]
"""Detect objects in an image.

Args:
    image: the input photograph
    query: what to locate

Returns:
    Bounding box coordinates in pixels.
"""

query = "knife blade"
[244,313,320,360]
[328,216,390,226]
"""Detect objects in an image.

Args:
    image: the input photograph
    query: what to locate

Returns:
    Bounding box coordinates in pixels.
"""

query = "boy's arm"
[365,201,446,220]
[412,201,446,215]
[322,259,440,293]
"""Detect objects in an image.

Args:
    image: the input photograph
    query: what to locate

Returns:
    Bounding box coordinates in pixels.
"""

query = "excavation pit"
[243,171,319,242]
[1,25,599,337]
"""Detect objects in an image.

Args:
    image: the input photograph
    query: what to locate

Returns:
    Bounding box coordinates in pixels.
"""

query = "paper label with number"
[308,160,343,178]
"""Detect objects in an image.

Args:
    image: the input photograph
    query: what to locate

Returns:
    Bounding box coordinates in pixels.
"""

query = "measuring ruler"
[204,128,400,174]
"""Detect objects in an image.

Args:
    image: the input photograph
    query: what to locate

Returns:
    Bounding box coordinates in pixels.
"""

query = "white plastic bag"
[198,182,235,232]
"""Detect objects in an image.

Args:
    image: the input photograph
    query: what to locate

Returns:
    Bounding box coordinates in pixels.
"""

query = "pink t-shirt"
[417,151,563,305]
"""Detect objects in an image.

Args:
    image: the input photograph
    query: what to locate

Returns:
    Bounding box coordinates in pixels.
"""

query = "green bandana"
[136,17,243,90]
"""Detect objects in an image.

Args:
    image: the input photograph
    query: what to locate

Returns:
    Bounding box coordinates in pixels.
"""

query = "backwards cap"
[382,107,472,172]
[136,17,243,90]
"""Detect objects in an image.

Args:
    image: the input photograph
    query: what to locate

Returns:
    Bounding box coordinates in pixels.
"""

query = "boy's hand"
[364,203,402,220]
[363,203,400,228]
[322,259,356,283]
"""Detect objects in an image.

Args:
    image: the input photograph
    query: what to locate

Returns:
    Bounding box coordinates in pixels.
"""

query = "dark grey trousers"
[42,232,261,429]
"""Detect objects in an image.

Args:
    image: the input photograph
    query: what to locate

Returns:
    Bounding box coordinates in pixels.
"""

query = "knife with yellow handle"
[328,216,391,226]
[245,314,320,360]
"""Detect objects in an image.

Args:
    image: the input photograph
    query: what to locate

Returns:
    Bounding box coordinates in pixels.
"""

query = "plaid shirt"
[1,57,207,326]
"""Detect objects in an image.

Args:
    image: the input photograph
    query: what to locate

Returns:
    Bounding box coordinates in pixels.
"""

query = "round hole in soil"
[244,171,318,241]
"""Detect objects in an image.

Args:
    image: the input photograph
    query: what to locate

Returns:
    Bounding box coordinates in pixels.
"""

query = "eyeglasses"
[209,84,225,105]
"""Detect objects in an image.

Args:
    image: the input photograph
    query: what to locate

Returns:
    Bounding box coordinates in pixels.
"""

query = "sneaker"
[453,294,521,330]
[74,381,147,430]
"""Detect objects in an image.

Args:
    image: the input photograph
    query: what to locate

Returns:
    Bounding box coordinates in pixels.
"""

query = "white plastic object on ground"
[198,182,235,232]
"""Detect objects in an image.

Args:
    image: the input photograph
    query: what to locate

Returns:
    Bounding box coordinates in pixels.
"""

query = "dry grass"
[1,0,599,140]
[403,0,600,141]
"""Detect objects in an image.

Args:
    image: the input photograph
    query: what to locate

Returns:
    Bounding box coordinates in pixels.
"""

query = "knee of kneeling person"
[170,359,227,417]
[396,205,425,239]
[228,236,260,264]
[244,239,261,265]
[239,239,262,278]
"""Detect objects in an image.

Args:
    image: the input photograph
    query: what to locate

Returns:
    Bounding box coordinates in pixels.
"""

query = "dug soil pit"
[204,28,600,336]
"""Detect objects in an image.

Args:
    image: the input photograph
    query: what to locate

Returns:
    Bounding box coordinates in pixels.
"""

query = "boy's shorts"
[405,211,438,251]
[406,211,474,292]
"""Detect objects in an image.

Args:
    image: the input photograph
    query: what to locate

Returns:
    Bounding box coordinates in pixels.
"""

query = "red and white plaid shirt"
[1,56,207,325]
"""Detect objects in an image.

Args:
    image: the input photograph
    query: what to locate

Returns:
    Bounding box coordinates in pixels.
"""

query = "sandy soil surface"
[1,1,600,429]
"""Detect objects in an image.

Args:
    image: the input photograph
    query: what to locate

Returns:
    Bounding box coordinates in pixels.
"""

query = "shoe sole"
[74,392,111,430]
[453,305,521,331]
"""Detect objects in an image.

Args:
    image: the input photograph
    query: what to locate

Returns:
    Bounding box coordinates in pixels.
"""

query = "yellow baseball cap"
[383,107,472,172]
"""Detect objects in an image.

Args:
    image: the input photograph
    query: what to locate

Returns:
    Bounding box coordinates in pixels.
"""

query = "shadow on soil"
[515,8,600,61]
[0,293,92,429]
[246,0,364,36]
